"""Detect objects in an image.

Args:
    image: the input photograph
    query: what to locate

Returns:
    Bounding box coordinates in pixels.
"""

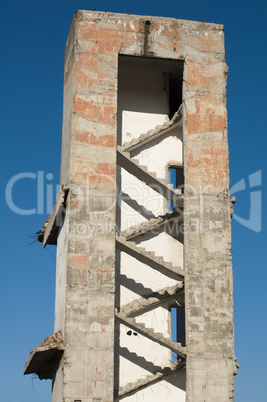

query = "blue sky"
[1,0,266,401]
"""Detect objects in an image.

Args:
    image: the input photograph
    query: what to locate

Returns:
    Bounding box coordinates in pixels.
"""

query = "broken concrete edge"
[36,216,50,242]
[41,185,69,247]
[23,343,64,380]
[117,360,185,399]
[23,331,64,380]
[122,105,183,152]
[234,355,240,375]
[37,331,63,348]
[121,209,183,240]
[230,196,236,218]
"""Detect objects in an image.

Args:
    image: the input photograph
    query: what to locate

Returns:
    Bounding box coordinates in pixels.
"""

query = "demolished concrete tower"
[24,10,236,401]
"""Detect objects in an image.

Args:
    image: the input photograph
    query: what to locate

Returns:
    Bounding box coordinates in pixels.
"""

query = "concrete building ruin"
[24,10,237,401]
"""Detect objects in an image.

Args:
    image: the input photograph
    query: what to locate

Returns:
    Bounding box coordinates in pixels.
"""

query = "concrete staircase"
[116,312,186,359]
[121,209,184,241]
[117,146,183,207]
[116,106,185,398]
[116,236,184,280]
[117,361,185,399]
[120,283,184,317]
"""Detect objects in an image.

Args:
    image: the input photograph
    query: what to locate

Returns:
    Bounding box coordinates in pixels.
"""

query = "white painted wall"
[118,56,185,400]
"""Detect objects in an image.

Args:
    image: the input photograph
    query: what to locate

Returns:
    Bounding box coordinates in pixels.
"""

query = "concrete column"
[183,33,235,400]
[53,12,118,401]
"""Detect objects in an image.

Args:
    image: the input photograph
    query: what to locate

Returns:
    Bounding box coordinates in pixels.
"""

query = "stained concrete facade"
[24,10,236,401]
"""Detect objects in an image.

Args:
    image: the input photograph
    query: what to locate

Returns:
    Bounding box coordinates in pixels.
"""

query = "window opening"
[171,306,185,362]
[168,166,184,211]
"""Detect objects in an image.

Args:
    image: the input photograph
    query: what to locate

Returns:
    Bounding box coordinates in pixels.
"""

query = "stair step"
[136,323,146,329]
[116,237,184,280]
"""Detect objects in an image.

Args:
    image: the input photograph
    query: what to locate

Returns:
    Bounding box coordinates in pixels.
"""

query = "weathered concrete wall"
[55,11,118,401]
[51,213,67,402]
[183,27,234,401]
[53,10,234,401]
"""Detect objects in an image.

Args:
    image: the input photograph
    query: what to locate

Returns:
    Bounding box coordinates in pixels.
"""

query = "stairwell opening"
[117,55,184,147]
[115,54,185,398]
